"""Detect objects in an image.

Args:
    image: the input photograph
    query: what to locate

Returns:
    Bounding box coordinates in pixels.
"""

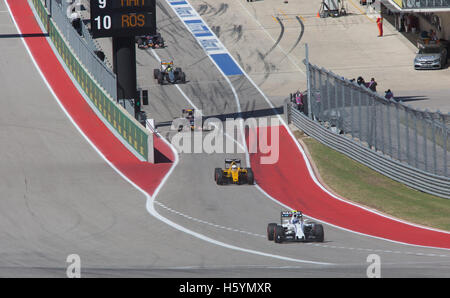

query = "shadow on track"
[0,33,49,38]
[155,106,284,128]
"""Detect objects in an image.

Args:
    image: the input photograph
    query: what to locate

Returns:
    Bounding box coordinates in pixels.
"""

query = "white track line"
[149,49,248,153]
[155,198,449,258]
[145,136,332,266]
[155,201,265,238]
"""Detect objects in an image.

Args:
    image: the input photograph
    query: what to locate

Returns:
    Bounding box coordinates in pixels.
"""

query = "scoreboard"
[90,0,156,38]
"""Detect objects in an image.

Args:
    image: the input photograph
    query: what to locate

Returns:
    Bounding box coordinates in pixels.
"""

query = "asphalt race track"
[0,0,449,277]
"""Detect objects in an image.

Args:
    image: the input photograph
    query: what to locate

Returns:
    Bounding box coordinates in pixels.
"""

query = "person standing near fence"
[384,89,393,100]
[357,76,365,86]
[295,91,304,112]
[377,16,383,37]
[368,78,377,92]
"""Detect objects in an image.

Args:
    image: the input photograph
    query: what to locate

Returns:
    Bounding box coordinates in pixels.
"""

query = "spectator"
[69,5,82,36]
[356,76,365,86]
[368,78,377,92]
[384,89,393,100]
[295,91,304,112]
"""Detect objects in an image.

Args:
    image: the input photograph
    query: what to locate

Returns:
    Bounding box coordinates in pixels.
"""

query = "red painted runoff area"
[8,0,173,196]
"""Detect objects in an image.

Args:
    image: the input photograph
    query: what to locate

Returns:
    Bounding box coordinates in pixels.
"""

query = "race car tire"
[214,168,222,181]
[157,72,164,85]
[246,168,254,185]
[267,223,277,241]
[274,225,285,243]
[313,224,324,242]
[180,72,186,84]
[153,69,160,79]
[216,170,224,185]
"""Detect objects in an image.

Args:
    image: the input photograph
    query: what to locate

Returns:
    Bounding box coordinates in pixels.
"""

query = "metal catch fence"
[44,0,117,99]
[303,61,449,178]
[288,59,450,198]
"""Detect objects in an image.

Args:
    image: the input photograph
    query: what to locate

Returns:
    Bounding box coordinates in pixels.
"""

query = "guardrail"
[31,0,152,162]
[288,103,450,199]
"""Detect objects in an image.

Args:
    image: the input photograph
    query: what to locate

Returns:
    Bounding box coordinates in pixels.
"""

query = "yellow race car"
[214,159,254,185]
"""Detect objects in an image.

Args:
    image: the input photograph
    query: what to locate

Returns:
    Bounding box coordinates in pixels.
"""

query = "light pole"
[305,43,312,119]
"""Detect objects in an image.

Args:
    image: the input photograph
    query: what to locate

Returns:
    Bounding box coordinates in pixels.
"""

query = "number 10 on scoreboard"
[90,0,156,38]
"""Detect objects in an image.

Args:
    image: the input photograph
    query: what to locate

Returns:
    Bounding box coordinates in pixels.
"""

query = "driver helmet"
[231,164,237,170]
[292,211,303,222]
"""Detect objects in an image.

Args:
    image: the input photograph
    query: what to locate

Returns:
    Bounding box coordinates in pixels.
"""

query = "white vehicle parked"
[267,211,324,243]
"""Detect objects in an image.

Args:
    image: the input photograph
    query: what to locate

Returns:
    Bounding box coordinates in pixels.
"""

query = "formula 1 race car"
[267,211,324,243]
[175,109,215,132]
[214,159,254,185]
[153,60,186,85]
[136,33,165,49]
[177,108,196,131]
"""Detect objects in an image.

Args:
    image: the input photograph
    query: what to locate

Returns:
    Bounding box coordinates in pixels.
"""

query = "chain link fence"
[44,0,117,99]
[31,0,152,162]
[300,61,449,178]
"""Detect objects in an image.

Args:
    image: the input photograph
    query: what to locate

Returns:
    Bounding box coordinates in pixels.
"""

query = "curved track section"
[158,0,450,249]
[144,0,450,276]
[251,126,450,249]
[2,0,326,277]
[2,0,450,277]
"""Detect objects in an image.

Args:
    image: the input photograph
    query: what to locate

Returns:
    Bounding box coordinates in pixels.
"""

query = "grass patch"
[296,132,450,231]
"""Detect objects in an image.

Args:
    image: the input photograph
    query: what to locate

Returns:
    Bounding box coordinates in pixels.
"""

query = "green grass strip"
[295,131,450,231]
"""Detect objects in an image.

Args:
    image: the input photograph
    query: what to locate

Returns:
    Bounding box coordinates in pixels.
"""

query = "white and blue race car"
[267,211,324,243]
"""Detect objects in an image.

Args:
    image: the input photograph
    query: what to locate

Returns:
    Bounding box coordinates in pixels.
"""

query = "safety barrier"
[288,103,450,199]
[304,61,449,178]
[31,0,151,161]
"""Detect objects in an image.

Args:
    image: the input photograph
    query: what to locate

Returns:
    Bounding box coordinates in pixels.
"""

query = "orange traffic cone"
[317,12,320,18]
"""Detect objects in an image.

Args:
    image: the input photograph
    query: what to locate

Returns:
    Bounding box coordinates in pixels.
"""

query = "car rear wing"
[161,61,173,65]
[225,158,241,164]
[225,158,241,168]
[281,211,293,225]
